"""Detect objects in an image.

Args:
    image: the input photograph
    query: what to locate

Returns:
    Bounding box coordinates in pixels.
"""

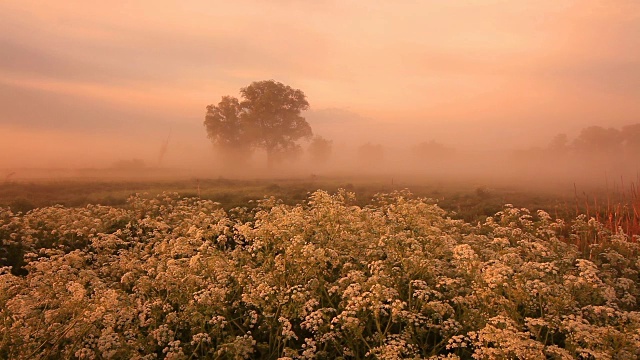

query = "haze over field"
[1,0,639,184]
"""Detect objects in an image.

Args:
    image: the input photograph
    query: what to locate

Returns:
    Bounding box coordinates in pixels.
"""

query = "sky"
[1,0,639,169]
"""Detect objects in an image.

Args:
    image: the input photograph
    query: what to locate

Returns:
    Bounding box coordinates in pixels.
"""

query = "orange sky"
[1,0,639,168]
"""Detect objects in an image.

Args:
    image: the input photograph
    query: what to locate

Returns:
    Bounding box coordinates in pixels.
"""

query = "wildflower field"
[1,189,639,359]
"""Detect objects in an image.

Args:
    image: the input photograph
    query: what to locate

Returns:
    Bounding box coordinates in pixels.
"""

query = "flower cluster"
[1,190,639,359]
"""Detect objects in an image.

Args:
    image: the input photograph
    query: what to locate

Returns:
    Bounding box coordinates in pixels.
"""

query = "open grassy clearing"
[0,176,579,223]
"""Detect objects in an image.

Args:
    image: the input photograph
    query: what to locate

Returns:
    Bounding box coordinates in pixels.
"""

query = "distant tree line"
[548,124,640,157]
[511,123,640,176]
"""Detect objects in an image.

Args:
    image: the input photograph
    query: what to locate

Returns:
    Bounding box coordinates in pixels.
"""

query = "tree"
[548,133,569,152]
[308,136,333,164]
[621,123,640,150]
[240,80,312,166]
[204,96,252,165]
[572,126,621,156]
[546,133,570,160]
[204,80,313,168]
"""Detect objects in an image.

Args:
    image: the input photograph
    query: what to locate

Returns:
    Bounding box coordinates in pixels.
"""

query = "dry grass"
[572,175,640,244]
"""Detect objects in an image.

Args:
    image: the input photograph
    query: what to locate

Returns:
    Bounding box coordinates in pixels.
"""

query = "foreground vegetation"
[0,177,577,222]
[1,189,639,359]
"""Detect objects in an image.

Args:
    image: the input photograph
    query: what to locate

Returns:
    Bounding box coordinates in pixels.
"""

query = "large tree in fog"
[204,96,251,164]
[204,80,312,167]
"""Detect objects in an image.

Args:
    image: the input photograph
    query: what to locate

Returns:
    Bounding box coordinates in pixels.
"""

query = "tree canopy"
[204,96,250,161]
[573,126,622,155]
[204,80,312,167]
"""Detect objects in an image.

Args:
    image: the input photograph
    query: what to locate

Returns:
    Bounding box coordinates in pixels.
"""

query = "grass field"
[0,175,581,223]
[2,178,639,358]
[5,172,638,243]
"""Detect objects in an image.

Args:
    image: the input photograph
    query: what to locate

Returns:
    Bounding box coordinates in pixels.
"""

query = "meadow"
[1,177,639,359]
[0,176,580,220]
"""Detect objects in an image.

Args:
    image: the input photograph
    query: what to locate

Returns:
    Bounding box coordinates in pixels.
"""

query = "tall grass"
[572,175,640,243]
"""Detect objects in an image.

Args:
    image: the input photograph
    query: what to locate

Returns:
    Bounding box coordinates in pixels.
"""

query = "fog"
[1,0,639,191]
[2,116,638,193]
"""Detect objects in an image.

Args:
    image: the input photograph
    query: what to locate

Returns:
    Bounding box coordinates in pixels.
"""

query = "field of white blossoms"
[1,189,639,359]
